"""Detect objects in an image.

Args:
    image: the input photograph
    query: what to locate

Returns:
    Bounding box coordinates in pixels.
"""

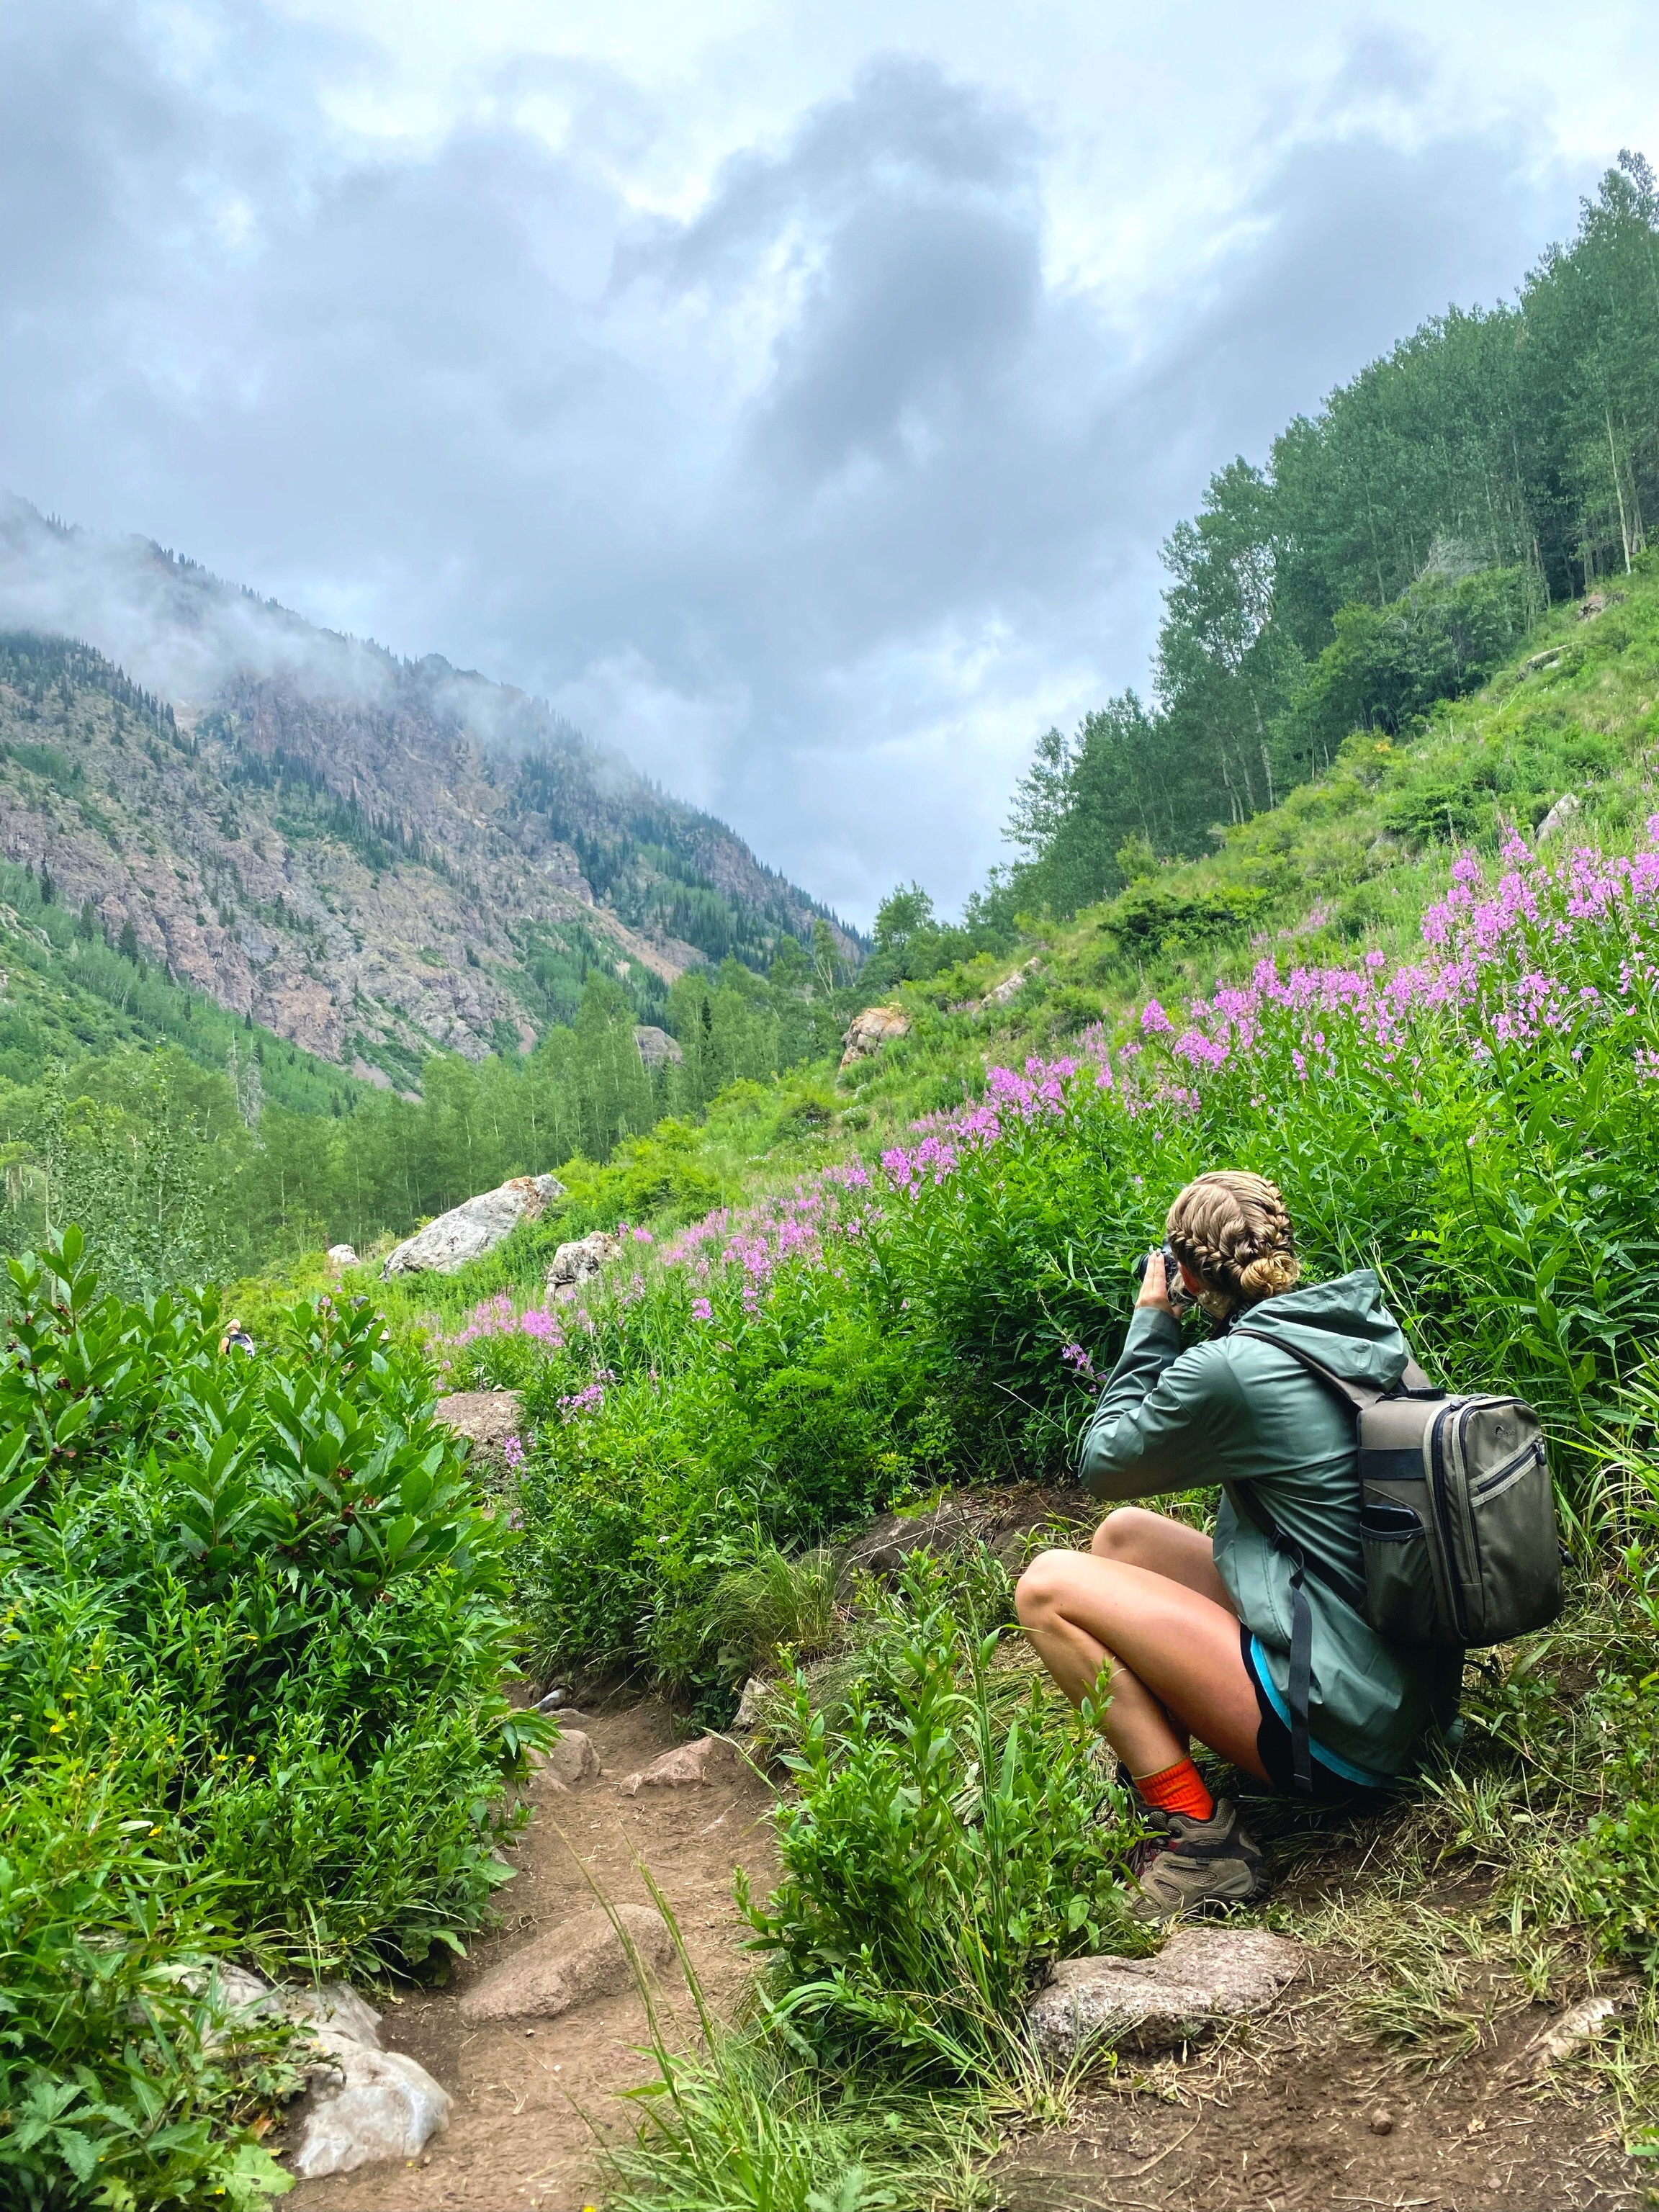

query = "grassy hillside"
[339,551,1659,1337]
[12,556,1659,2211]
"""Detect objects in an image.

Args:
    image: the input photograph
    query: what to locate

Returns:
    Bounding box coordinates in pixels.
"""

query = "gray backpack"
[1228,1331,1563,1791]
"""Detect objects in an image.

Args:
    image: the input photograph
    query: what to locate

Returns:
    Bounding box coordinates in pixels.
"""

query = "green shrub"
[0,1227,545,2206]
[742,1555,1141,2081]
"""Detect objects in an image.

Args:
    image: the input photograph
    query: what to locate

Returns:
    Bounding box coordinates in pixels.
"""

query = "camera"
[1135,1242,1195,1316]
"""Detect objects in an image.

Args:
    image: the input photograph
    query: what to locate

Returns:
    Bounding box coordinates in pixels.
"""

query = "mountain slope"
[0,502,858,1087]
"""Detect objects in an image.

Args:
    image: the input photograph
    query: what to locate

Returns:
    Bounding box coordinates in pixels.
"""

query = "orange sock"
[1133,1756,1214,1822]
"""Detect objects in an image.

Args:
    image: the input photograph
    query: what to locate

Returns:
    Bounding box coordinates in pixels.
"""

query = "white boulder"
[287,2044,452,2180]
[547,1228,622,1300]
[325,1243,359,1267]
[1535,791,1583,845]
[382,1174,564,1277]
[635,1024,684,1071]
[190,1966,451,2182]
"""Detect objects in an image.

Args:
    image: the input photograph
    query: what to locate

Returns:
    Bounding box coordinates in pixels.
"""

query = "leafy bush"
[742,1555,1141,2082]
[1285,565,1533,758]
[0,1228,543,2207]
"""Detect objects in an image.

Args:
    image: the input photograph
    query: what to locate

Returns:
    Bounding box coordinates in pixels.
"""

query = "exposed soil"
[284,1699,779,2212]
[992,1951,1645,2211]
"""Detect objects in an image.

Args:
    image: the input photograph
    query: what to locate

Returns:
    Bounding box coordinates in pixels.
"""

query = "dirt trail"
[285,1700,778,2212]
[280,1670,1646,2212]
[994,1953,1645,2211]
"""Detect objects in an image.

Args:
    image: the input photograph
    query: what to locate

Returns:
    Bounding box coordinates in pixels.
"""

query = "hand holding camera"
[1134,1242,1195,1316]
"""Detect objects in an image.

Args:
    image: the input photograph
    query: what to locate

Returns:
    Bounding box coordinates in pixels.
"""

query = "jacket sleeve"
[1077,1308,1229,1501]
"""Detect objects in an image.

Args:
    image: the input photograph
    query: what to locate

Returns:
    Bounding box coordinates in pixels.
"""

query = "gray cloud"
[0,4,1586,921]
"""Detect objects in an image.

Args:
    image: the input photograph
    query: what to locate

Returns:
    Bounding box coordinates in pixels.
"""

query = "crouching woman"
[1015,1170,1462,1920]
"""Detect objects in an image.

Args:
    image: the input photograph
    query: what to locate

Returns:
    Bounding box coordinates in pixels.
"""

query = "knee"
[1014,1546,1074,1627]
[1091,1505,1157,1563]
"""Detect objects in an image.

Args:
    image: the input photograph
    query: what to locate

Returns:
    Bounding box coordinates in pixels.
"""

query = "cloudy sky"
[5,1,1657,923]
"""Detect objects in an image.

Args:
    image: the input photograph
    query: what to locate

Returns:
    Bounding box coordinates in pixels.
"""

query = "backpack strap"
[1224,1328,1437,1797]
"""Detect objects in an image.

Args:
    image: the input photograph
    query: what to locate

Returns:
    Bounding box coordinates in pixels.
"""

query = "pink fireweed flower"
[691,1297,714,1320]
[503,1434,526,1471]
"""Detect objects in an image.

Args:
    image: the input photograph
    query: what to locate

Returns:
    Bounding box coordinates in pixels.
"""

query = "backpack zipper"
[1429,1403,1470,1641]
[1468,1434,1543,1502]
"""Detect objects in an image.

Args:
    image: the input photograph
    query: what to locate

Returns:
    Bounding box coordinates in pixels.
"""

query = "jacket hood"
[1228,1267,1408,1390]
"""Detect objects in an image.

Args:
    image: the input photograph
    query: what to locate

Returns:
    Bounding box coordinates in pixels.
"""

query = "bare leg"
[1015,1543,1269,1784]
[1090,1504,1234,1610]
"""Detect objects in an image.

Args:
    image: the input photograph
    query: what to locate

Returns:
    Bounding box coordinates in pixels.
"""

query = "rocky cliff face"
[0,504,857,1083]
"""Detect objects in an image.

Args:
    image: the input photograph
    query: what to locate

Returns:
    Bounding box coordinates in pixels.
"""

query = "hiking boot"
[1126,1796,1267,1922]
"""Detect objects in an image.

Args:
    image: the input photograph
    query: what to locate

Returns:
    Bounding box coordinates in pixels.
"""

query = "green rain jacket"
[1078,1269,1462,1784]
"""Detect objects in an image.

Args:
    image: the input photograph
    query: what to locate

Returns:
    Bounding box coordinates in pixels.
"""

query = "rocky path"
[284,1700,778,2212]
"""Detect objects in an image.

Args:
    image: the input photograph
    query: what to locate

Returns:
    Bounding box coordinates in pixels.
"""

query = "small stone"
[1529,1992,1628,2069]
[616,1735,737,1796]
[531,1730,601,1790]
[1025,1927,1306,2062]
[458,1903,674,2023]
[287,2044,451,2179]
[731,1676,768,1731]
[325,1243,359,1267]
[1534,791,1582,845]
[536,1687,568,1712]
[1368,2106,1395,2135]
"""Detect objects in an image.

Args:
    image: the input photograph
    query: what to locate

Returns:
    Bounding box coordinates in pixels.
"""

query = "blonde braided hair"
[1166,1171,1300,1311]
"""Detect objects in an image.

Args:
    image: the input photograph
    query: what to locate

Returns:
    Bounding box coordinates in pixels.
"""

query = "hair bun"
[1238,1250,1300,1298]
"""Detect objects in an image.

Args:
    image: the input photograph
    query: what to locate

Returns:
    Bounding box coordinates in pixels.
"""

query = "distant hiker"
[219,1318,256,1355]
[1016,1171,1465,1920]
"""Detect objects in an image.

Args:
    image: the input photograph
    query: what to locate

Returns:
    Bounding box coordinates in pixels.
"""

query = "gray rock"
[191,1970,450,2182]
[1535,791,1583,844]
[531,1728,601,1789]
[1026,1927,1306,2062]
[282,1982,386,2053]
[985,958,1043,1007]
[731,1675,768,1731]
[383,1174,564,1277]
[325,1243,359,1267]
[458,1902,674,2023]
[616,1735,737,1796]
[842,1500,984,1579]
[1527,1990,1631,2072]
[838,1004,910,1068]
[635,1024,684,1071]
[197,1961,276,2015]
[547,1229,623,1300]
[287,2044,451,2179]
